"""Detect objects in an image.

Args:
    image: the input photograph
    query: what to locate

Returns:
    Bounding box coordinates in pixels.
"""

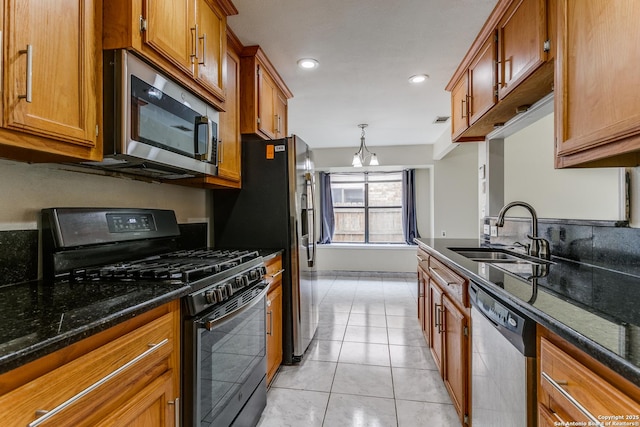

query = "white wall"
[316,244,418,273]
[434,143,479,238]
[503,113,623,221]
[313,144,433,170]
[0,159,209,230]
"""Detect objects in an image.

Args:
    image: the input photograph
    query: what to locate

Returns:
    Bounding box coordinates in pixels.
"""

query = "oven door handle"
[200,281,271,331]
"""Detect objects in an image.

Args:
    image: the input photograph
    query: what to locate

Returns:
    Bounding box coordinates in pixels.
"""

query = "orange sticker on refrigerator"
[266,144,275,159]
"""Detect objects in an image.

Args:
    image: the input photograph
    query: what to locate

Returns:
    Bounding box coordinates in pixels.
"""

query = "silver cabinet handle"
[18,45,33,103]
[267,269,285,280]
[541,371,599,424]
[267,310,273,336]
[167,397,179,427]
[429,266,455,287]
[416,255,426,262]
[29,338,169,426]
[199,32,207,65]
[190,25,199,61]
[434,304,442,331]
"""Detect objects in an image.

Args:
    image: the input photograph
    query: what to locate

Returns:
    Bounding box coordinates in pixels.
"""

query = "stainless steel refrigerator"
[212,135,318,364]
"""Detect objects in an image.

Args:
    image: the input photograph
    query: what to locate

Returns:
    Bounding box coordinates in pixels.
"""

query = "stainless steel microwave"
[86,49,219,179]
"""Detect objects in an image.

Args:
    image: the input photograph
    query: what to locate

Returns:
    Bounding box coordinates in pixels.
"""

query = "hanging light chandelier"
[351,124,379,167]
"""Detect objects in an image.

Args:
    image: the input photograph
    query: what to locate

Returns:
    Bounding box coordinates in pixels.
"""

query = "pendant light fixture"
[351,124,379,167]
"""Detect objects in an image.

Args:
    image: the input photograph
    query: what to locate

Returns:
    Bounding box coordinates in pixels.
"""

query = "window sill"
[317,243,416,250]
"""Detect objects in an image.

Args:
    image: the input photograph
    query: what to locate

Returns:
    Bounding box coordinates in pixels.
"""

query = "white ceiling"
[227,0,498,150]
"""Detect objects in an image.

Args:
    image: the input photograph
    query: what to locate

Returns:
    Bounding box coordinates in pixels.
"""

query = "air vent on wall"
[433,116,450,124]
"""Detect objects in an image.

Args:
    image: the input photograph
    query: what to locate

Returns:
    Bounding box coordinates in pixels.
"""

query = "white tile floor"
[256,273,460,427]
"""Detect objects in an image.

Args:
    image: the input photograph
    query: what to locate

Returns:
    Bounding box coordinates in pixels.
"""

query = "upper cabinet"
[555,0,640,168]
[0,0,102,162]
[240,46,293,140]
[103,0,238,109]
[446,0,554,142]
[497,0,548,100]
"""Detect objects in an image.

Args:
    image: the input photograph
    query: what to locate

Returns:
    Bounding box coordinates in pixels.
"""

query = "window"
[330,172,404,243]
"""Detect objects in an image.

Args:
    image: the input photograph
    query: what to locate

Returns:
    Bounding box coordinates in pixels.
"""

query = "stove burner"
[69,250,261,284]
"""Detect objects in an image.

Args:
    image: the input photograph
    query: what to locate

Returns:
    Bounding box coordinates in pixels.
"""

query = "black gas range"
[41,208,269,427]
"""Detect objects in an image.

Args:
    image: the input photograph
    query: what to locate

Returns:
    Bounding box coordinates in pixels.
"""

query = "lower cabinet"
[538,328,640,424]
[0,301,180,427]
[417,246,470,425]
[265,254,284,385]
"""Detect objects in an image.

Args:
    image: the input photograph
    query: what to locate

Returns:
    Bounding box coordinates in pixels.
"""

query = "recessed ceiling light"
[297,58,319,69]
[408,74,429,84]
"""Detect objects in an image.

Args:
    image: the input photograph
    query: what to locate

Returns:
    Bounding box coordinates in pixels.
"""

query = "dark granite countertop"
[0,248,284,376]
[415,238,640,387]
[0,279,190,375]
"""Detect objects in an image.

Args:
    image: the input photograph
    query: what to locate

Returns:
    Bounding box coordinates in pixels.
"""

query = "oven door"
[184,284,269,427]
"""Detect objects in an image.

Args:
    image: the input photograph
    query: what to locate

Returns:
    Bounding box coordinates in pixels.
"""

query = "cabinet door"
[96,371,176,427]
[442,295,468,421]
[555,0,640,167]
[5,0,98,148]
[450,74,469,140]
[195,0,226,98]
[218,46,241,181]
[417,269,425,332]
[497,0,547,100]
[428,281,444,374]
[275,90,287,138]
[258,65,277,139]
[468,34,497,125]
[266,283,283,384]
[143,0,195,75]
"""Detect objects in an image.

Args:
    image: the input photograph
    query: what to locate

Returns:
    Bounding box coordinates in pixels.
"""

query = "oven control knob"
[215,287,225,302]
[225,283,234,296]
[204,289,217,304]
[249,268,261,280]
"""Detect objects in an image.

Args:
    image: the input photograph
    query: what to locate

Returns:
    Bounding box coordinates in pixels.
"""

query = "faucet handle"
[526,234,551,260]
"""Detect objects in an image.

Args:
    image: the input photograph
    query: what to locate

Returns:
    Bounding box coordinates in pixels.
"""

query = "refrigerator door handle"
[308,174,316,267]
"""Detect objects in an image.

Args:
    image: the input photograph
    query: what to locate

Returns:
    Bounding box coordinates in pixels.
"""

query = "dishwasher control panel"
[470,282,525,334]
[469,281,536,356]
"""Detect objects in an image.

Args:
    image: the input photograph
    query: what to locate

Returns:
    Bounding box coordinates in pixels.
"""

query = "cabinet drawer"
[417,248,430,272]
[428,256,468,307]
[0,312,175,427]
[540,337,640,422]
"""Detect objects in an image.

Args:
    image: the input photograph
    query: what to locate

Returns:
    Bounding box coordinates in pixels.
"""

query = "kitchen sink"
[448,247,553,265]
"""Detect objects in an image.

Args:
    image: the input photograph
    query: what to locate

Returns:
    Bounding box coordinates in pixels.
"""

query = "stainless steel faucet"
[496,201,550,259]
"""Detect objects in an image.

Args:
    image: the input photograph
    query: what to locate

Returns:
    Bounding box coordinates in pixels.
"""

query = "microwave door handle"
[194,116,208,160]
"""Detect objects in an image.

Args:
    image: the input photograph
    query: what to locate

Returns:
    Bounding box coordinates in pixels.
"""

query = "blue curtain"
[402,169,420,244]
[318,172,335,244]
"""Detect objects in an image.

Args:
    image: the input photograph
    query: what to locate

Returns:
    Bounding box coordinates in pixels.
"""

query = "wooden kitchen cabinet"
[417,246,471,425]
[240,46,293,140]
[265,254,284,385]
[555,0,640,168]
[216,30,242,183]
[0,301,180,427]
[468,34,497,126]
[0,0,102,163]
[450,74,470,141]
[497,0,548,100]
[103,0,238,108]
[446,0,554,142]
[537,329,640,424]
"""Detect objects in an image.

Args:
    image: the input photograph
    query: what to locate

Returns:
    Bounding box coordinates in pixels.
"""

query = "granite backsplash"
[0,223,208,286]
[482,217,640,276]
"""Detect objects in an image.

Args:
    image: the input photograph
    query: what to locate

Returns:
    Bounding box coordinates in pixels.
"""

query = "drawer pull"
[28,338,169,426]
[429,266,455,287]
[416,255,426,262]
[541,371,598,424]
[266,269,285,280]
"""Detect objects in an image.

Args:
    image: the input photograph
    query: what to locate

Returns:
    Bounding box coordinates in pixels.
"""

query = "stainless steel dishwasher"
[469,282,537,427]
